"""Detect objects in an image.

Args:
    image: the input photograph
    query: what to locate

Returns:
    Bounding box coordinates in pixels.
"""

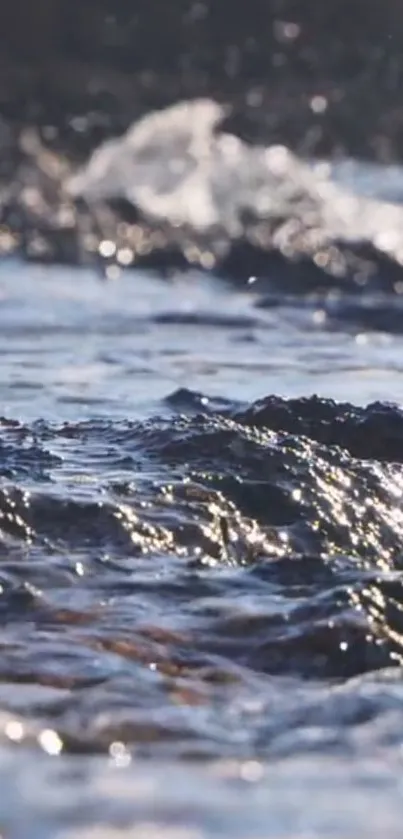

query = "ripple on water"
[1,246,403,834]
[0,396,402,763]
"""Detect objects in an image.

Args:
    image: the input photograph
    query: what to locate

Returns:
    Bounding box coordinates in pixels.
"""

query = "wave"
[4,98,403,291]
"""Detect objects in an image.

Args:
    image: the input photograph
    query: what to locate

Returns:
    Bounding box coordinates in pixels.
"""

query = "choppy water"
[3,154,403,836]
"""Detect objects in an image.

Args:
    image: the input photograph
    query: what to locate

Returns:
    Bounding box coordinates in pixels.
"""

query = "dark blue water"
[2,155,403,837]
[2,259,402,421]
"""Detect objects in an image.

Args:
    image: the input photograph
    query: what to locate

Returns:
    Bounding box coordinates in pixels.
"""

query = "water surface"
[2,159,403,837]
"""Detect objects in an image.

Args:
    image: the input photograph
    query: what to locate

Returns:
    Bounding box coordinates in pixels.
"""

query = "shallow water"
[3,158,403,836]
[2,260,403,418]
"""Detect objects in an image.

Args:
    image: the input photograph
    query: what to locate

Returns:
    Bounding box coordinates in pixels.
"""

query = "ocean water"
[2,154,403,837]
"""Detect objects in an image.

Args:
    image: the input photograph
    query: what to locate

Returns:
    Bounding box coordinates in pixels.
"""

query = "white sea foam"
[67,98,403,261]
